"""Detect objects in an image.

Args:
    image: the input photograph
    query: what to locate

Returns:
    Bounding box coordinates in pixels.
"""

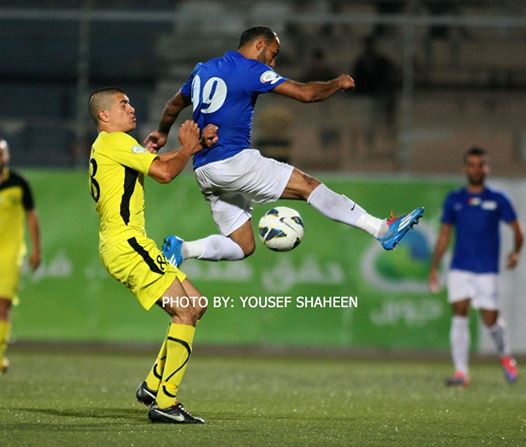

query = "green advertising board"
[12,169,474,351]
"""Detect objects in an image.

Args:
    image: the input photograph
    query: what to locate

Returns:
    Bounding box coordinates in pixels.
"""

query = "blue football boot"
[377,207,424,250]
[162,235,184,267]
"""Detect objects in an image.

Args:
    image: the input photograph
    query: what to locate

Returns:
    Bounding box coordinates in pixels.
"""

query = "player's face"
[464,155,488,186]
[109,93,136,132]
[258,37,280,68]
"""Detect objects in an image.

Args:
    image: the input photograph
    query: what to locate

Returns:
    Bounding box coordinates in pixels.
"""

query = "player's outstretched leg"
[163,234,245,266]
[285,171,424,251]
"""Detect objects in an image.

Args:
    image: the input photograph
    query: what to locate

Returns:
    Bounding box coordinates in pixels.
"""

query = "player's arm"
[272,75,355,103]
[506,220,523,269]
[429,223,452,293]
[144,91,191,152]
[148,121,218,184]
[156,124,218,163]
[26,208,41,271]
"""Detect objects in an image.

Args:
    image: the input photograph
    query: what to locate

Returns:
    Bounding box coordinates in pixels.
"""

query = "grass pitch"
[1,349,525,446]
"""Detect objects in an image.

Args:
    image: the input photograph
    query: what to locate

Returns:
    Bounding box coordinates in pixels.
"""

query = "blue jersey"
[442,186,517,273]
[180,50,287,169]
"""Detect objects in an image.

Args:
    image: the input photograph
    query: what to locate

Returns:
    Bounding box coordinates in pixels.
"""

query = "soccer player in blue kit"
[429,147,523,386]
[145,26,423,266]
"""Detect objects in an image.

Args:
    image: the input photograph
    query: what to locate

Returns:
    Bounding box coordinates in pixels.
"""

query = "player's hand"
[29,250,41,271]
[144,130,168,153]
[506,252,520,270]
[178,120,202,154]
[336,75,355,91]
[201,124,219,148]
[428,269,440,294]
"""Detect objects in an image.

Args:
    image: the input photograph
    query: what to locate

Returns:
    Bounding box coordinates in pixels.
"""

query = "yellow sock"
[156,323,195,409]
[144,336,167,392]
[0,320,11,362]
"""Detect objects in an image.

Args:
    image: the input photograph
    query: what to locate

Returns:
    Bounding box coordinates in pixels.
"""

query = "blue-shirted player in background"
[145,26,423,265]
[429,147,523,386]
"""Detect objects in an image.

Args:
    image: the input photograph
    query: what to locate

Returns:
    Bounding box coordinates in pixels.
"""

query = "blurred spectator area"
[0,0,526,174]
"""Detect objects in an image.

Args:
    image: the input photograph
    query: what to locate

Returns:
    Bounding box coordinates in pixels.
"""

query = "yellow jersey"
[0,167,34,257]
[89,131,157,250]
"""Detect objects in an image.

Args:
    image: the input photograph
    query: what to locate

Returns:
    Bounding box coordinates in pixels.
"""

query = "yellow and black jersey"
[0,168,34,300]
[0,168,34,254]
[89,131,157,249]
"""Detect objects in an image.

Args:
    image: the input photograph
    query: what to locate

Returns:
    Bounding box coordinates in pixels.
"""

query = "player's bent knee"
[284,169,321,200]
[158,295,207,324]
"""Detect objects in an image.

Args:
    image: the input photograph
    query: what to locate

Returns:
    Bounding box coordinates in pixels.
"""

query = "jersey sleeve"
[244,61,288,94]
[498,192,517,223]
[180,64,200,99]
[21,177,35,210]
[441,193,456,224]
[105,132,157,175]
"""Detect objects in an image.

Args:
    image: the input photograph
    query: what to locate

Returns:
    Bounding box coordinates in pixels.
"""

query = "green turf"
[1,349,525,446]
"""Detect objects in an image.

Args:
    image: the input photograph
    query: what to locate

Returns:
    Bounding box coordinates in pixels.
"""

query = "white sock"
[307,184,387,238]
[487,320,511,357]
[183,235,245,261]
[450,316,470,374]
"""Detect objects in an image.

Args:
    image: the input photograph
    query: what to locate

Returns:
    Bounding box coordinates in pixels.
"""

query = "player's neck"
[467,184,485,194]
[237,47,255,61]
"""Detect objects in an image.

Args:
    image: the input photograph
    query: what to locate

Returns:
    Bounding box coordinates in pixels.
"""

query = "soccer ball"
[258,206,304,252]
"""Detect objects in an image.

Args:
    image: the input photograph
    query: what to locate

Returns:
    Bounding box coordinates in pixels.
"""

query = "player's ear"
[98,109,110,123]
[255,39,265,51]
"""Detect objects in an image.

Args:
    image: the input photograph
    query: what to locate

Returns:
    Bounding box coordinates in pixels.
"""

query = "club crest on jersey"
[260,70,282,84]
[131,145,147,154]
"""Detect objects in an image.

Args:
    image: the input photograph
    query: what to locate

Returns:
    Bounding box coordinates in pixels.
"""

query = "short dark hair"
[463,146,487,163]
[88,87,125,125]
[238,26,276,48]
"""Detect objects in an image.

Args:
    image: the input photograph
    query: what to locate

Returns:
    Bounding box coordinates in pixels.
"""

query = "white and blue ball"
[258,206,304,252]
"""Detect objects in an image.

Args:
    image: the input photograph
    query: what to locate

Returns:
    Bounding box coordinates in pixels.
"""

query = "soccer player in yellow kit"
[88,87,217,424]
[0,138,41,375]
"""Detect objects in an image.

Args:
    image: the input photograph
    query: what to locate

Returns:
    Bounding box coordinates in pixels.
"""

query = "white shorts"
[194,149,294,236]
[447,269,500,310]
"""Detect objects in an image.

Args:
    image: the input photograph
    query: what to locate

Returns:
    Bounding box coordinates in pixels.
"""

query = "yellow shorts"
[0,248,24,302]
[100,234,186,310]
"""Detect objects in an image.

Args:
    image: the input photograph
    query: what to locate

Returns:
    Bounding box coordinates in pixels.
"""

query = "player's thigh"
[196,149,294,204]
[101,235,186,311]
[472,273,499,312]
[228,219,255,254]
[281,168,321,200]
[206,192,254,238]
[447,270,474,313]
